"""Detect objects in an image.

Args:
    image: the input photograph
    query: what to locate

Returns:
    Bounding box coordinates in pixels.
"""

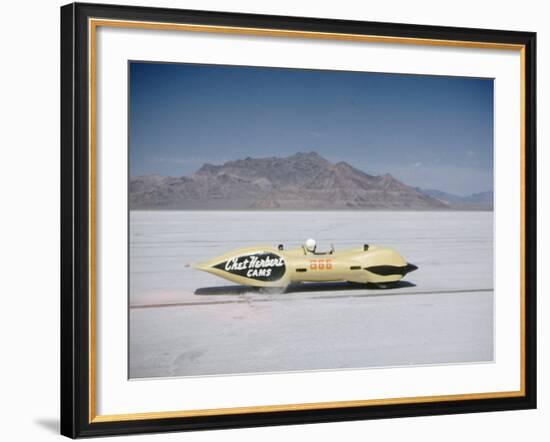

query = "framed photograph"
[60,2,536,438]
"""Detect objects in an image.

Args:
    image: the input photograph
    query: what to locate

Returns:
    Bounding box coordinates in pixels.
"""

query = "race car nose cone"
[404,263,418,274]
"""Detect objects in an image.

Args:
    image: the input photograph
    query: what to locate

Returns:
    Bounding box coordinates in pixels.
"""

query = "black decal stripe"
[365,263,418,276]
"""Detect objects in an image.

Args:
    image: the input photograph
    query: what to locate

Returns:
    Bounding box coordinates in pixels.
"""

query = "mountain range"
[420,189,493,210]
[130,152,492,210]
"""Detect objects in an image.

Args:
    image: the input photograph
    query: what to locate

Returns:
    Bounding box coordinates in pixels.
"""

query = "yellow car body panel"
[191,243,417,288]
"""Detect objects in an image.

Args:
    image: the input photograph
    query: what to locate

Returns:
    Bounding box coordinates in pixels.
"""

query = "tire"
[371,281,399,289]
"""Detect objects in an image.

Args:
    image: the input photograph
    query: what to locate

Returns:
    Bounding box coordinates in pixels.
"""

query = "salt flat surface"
[129,211,493,378]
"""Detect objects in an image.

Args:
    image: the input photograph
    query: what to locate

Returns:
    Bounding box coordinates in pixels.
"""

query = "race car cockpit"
[302,238,334,255]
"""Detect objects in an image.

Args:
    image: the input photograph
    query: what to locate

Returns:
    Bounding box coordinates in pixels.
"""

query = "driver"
[305,238,317,253]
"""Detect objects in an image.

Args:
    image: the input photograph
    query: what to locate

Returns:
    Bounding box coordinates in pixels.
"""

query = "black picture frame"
[61,2,537,438]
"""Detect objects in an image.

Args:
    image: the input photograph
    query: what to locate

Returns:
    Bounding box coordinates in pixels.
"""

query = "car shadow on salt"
[194,280,416,296]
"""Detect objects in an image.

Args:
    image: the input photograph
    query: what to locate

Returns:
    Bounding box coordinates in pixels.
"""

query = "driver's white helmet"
[305,238,317,252]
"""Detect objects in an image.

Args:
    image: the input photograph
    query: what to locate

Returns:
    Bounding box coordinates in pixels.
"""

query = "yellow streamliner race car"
[190,238,417,290]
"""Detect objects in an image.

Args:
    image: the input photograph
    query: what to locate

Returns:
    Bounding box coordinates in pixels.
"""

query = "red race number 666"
[310,259,333,270]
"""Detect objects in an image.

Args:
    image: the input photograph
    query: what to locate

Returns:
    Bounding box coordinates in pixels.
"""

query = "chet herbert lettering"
[215,252,286,281]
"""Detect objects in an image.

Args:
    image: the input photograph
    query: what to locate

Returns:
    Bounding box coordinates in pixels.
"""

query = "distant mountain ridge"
[420,189,494,210]
[130,152,491,210]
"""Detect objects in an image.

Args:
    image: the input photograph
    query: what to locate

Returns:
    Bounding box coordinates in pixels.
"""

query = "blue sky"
[129,61,493,196]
